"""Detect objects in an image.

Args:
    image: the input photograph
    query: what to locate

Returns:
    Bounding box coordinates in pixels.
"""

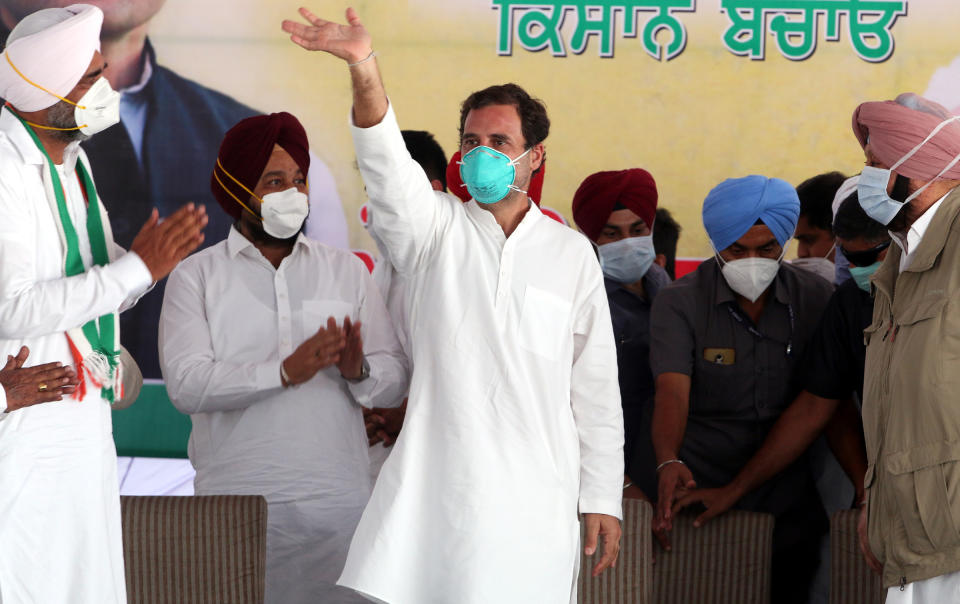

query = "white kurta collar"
[463,198,543,242]
[225,225,311,260]
[0,106,81,170]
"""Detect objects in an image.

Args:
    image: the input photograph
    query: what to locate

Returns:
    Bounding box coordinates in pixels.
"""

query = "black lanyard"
[726,303,795,357]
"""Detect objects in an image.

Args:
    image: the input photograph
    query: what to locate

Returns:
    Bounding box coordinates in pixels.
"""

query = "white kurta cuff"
[349,101,399,150]
[0,383,7,420]
[114,251,154,299]
[578,498,623,521]
[257,360,284,390]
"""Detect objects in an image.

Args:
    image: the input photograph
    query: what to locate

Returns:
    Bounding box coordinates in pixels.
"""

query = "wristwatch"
[345,358,370,383]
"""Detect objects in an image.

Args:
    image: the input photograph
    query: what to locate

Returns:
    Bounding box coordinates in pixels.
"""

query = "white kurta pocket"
[519,285,572,362]
[301,299,355,340]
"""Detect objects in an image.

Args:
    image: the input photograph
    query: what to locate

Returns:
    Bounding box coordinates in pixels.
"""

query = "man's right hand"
[858,500,883,575]
[282,7,372,63]
[131,204,208,282]
[282,317,347,386]
[655,461,696,533]
[0,346,78,412]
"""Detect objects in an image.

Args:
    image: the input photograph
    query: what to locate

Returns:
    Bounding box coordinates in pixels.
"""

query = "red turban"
[445,150,546,205]
[853,93,960,182]
[571,169,658,241]
[211,112,310,219]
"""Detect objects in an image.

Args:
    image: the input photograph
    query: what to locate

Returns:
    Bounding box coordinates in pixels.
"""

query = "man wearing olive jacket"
[854,92,960,601]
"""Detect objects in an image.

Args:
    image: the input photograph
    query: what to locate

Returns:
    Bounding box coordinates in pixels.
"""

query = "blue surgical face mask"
[850,261,881,293]
[599,235,656,284]
[458,145,530,204]
[859,116,960,225]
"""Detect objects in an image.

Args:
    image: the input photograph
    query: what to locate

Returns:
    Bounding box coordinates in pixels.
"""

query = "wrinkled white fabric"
[159,228,408,604]
[0,4,102,112]
[338,103,624,604]
[887,570,960,603]
[0,106,150,603]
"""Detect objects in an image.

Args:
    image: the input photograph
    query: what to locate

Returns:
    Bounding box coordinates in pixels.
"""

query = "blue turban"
[702,175,800,252]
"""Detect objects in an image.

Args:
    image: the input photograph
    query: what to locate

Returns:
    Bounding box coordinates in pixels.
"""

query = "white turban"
[831,175,860,218]
[0,4,102,112]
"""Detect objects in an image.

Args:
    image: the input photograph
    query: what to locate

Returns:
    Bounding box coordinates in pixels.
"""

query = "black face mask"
[887,174,914,232]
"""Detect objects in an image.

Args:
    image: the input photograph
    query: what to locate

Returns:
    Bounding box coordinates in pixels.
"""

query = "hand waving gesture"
[282,7,372,63]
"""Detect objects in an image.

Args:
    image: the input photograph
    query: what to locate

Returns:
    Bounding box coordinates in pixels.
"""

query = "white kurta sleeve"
[0,191,152,338]
[569,258,624,519]
[159,261,284,414]
[345,267,409,408]
[109,241,154,313]
[0,384,7,419]
[350,102,456,274]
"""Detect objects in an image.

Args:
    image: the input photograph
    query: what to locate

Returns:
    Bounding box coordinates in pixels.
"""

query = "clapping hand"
[282,317,345,386]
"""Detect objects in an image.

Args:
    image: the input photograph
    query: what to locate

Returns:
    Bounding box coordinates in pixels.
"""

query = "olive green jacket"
[863,185,960,589]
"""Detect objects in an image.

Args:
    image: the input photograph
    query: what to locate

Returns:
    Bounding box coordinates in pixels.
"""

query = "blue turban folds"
[702,175,800,252]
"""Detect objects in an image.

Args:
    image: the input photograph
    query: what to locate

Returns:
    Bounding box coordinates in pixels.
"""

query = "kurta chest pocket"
[301,299,355,341]
[518,285,572,362]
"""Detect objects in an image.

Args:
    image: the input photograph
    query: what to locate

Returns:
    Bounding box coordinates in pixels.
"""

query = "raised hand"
[131,203,208,282]
[282,317,346,386]
[0,346,79,412]
[282,7,372,63]
[337,315,364,380]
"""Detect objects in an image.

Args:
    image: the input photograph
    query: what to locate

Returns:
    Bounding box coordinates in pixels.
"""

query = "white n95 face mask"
[790,256,835,283]
[261,187,308,239]
[790,241,836,283]
[716,245,786,303]
[598,235,656,284]
[75,77,121,136]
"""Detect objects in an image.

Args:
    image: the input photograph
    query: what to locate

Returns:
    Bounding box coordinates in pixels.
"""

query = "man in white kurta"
[0,5,208,602]
[159,111,408,603]
[283,9,624,604]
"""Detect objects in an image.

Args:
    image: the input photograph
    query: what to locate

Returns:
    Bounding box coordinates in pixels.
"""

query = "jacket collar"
[902,185,960,274]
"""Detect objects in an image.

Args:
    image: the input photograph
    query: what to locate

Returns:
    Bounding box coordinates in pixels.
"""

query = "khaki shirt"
[863,185,960,588]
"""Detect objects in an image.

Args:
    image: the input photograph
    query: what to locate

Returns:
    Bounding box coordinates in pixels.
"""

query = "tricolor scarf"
[13,112,122,402]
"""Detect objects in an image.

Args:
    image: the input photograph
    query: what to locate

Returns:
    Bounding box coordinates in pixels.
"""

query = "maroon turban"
[572,169,658,241]
[211,112,310,219]
[853,93,960,182]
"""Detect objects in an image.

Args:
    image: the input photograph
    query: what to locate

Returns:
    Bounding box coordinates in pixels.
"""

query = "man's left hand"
[0,346,78,412]
[671,485,742,528]
[337,316,364,380]
[583,513,621,577]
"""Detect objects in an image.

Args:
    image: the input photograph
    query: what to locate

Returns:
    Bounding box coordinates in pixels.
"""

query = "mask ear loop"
[213,158,263,221]
[4,53,89,131]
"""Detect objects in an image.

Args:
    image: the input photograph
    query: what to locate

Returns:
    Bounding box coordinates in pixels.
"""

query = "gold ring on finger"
[38,382,48,392]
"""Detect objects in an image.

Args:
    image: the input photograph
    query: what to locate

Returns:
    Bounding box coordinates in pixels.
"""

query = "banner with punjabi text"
[150,0,960,258]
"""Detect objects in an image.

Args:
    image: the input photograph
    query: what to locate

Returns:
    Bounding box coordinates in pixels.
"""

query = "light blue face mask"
[458,145,530,204]
[850,261,881,293]
[598,235,656,284]
[859,116,960,225]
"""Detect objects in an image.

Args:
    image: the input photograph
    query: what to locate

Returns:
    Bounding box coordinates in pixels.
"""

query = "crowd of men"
[1,4,959,604]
